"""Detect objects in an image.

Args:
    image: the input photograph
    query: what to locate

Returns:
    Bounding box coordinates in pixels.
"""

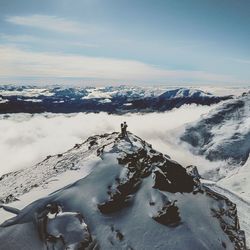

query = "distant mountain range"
[0,85,232,114]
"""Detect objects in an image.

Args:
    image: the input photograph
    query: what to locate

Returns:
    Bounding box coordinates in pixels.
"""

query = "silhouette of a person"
[123,122,128,136]
[120,123,125,137]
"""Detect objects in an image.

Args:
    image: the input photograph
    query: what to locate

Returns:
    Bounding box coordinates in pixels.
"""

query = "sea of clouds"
[0,104,226,176]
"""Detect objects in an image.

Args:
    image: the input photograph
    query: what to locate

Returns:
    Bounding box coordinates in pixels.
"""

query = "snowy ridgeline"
[0,132,246,249]
[0,85,232,114]
[181,91,250,179]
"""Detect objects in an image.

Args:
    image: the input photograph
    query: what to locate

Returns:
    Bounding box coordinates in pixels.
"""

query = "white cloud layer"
[0,45,237,84]
[0,104,224,176]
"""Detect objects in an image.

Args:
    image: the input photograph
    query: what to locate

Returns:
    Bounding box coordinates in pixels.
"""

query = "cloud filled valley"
[0,104,217,176]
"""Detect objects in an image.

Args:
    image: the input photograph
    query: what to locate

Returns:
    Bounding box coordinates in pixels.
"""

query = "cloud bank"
[0,104,222,176]
[0,45,237,84]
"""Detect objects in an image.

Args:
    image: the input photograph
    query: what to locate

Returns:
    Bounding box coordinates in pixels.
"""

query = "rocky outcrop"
[204,186,246,249]
[152,200,181,226]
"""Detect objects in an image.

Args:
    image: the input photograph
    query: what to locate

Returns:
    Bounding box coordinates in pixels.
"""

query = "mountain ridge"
[181,91,250,181]
[0,86,232,114]
[0,131,246,249]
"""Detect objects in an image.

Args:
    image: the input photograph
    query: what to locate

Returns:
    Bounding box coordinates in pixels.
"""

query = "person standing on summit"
[120,123,124,137]
[123,122,128,136]
[120,122,128,138]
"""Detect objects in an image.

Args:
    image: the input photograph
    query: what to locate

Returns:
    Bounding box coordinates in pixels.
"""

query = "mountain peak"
[0,131,246,249]
[158,87,213,99]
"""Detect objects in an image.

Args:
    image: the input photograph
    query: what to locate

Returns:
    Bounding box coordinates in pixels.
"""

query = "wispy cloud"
[5,15,86,34]
[0,33,99,48]
[0,34,38,43]
[233,58,250,64]
[0,45,237,84]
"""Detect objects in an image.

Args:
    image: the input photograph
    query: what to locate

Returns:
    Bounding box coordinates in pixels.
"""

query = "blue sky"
[0,0,249,86]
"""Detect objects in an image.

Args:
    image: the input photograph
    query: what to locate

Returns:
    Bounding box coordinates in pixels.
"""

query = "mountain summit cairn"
[0,132,246,249]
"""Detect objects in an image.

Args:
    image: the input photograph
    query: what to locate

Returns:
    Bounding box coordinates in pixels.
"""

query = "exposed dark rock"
[204,186,246,250]
[2,194,20,204]
[153,201,181,226]
[98,172,141,214]
[88,138,98,149]
[153,159,195,193]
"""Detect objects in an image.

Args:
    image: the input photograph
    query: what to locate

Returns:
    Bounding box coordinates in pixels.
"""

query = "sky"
[0,0,249,86]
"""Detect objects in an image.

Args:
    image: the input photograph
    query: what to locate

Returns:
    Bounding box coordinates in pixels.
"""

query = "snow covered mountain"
[0,85,232,114]
[218,157,250,203]
[158,88,214,99]
[0,132,246,249]
[181,91,250,167]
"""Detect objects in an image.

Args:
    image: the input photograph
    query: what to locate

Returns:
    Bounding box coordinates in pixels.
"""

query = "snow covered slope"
[0,132,246,249]
[181,91,250,167]
[218,157,250,203]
